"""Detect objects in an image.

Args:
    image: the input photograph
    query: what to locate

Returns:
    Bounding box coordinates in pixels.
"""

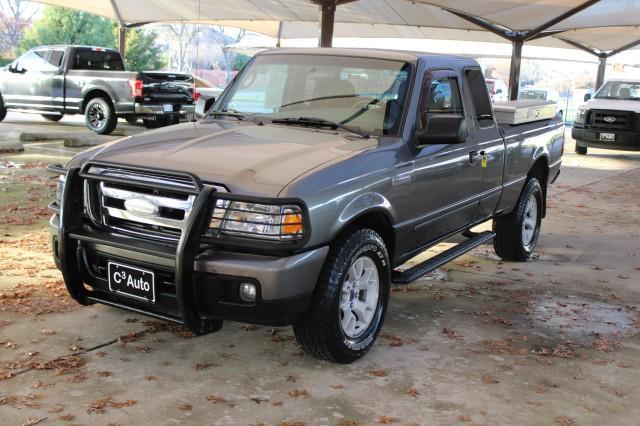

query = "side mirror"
[584,93,592,102]
[495,88,502,94]
[415,114,467,146]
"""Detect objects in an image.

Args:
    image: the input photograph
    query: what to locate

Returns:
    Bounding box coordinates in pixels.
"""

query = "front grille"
[586,109,636,130]
[83,167,198,242]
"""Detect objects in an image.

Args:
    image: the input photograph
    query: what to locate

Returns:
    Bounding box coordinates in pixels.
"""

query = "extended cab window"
[465,69,494,127]
[73,49,125,71]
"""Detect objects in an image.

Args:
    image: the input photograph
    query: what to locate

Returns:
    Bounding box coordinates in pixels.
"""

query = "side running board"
[392,231,496,284]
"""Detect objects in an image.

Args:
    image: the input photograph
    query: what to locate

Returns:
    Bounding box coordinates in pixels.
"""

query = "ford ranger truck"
[573,79,640,154]
[48,49,564,363]
[0,45,196,134]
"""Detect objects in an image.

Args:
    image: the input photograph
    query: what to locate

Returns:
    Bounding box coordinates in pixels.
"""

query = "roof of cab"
[258,47,478,66]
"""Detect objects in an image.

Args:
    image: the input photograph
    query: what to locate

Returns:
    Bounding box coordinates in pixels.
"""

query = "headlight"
[56,174,66,204]
[575,109,586,123]
[208,200,305,241]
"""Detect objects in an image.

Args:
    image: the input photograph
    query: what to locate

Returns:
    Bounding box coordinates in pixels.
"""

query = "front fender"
[338,192,395,225]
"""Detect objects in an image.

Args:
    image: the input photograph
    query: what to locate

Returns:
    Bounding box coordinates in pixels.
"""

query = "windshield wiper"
[270,117,370,138]
[206,109,248,121]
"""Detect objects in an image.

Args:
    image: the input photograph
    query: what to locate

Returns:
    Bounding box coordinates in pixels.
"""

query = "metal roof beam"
[524,0,601,41]
[444,8,513,39]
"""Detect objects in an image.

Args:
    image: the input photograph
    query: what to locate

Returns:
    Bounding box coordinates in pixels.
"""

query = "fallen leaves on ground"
[376,415,400,424]
[86,397,137,414]
[482,374,499,384]
[287,389,309,398]
[177,403,192,411]
[405,387,419,397]
[369,370,388,377]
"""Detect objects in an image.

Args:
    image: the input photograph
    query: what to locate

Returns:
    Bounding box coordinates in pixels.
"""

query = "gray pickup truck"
[0,45,196,134]
[49,48,564,363]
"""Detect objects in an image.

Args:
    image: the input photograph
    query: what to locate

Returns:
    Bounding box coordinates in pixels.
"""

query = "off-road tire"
[575,145,587,155]
[293,228,390,363]
[493,178,543,261]
[85,97,117,135]
[42,114,63,122]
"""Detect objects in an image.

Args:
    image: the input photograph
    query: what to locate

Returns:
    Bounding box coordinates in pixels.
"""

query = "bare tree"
[0,0,37,56]
[166,24,199,73]
[205,26,247,83]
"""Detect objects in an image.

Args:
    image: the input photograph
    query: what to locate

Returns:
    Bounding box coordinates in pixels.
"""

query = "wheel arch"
[527,155,550,217]
[333,207,396,265]
[82,89,114,114]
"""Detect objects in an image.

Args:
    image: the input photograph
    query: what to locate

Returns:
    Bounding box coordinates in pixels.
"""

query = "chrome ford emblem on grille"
[604,116,616,123]
[124,198,159,218]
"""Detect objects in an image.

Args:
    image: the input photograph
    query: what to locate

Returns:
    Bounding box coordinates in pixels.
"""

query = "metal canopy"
[33,0,640,95]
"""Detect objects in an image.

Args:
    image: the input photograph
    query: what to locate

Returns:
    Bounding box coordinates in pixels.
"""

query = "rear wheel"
[85,98,117,135]
[124,115,139,125]
[493,178,543,261]
[42,114,63,122]
[575,145,587,155]
[143,116,168,129]
[293,228,390,363]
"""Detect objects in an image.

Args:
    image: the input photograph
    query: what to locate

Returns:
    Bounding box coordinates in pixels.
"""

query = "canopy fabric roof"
[33,0,640,53]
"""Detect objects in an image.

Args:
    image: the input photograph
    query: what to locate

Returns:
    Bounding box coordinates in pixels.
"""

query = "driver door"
[3,48,56,112]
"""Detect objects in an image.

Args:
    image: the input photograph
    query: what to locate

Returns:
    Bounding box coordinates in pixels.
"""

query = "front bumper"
[572,126,640,151]
[134,102,195,118]
[51,168,328,333]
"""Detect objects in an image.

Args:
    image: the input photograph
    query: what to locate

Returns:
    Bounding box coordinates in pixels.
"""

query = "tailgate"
[140,72,194,104]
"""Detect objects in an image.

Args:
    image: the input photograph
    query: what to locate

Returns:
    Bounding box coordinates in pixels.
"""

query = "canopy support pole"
[508,37,524,101]
[596,56,607,90]
[559,37,640,90]
[119,26,127,58]
[319,0,336,47]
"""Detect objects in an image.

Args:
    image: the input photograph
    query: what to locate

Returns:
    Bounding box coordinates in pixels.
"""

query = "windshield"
[218,54,412,136]
[595,81,640,100]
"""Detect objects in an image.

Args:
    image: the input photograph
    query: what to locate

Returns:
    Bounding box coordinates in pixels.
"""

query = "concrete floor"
[0,131,639,425]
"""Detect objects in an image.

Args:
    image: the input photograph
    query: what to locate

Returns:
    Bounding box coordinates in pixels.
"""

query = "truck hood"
[69,121,374,197]
[584,98,640,113]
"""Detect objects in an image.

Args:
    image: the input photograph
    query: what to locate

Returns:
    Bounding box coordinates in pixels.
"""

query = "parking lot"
[1,117,639,425]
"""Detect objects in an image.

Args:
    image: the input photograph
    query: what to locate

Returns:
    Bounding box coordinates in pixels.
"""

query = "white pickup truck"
[572,79,640,155]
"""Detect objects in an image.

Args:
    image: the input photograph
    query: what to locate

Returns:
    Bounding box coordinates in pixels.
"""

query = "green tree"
[20,6,116,53]
[122,28,166,71]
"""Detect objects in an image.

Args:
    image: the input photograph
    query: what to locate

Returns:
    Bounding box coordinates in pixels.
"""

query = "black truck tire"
[143,117,169,129]
[493,178,543,261]
[124,115,139,125]
[42,114,63,122]
[293,228,390,364]
[85,97,117,135]
[575,145,587,155]
[0,95,6,122]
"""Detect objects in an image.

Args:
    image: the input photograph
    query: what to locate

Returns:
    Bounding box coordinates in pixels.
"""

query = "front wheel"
[293,228,390,363]
[85,98,117,135]
[0,96,6,122]
[493,178,543,261]
[42,114,63,122]
[575,145,587,155]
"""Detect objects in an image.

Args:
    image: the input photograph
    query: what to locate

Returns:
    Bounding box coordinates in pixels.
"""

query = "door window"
[47,50,65,69]
[425,77,463,114]
[14,50,51,73]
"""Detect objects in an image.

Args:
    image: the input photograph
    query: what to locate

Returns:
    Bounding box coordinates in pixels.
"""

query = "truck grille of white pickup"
[587,110,635,130]
[84,167,197,242]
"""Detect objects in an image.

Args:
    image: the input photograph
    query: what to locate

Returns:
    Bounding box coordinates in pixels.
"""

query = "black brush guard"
[59,167,221,334]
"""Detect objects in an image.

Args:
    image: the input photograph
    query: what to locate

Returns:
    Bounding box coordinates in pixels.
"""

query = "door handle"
[469,150,486,164]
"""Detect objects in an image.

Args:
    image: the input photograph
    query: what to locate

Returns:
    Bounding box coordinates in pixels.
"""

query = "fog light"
[239,282,257,302]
